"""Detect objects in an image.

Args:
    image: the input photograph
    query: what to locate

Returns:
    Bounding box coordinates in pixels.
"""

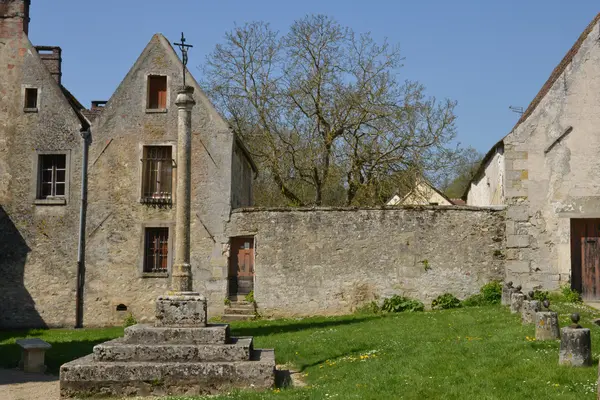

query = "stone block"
[93,337,253,362]
[535,311,560,341]
[521,300,540,324]
[506,260,530,273]
[559,327,592,367]
[16,338,51,373]
[507,235,530,248]
[510,293,525,314]
[124,324,229,344]
[507,205,530,222]
[505,151,528,160]
[60,350,276,399]
[155,295,207,327]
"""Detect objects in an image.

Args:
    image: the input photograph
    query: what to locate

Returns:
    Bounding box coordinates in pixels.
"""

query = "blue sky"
[29,1,598,154]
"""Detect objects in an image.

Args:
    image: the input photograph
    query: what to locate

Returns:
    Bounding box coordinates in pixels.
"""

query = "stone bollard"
[510,291,525,314]
[559,314,592,367]
[501,281,514,306]
[535,301,560,340]
[522,299,541,324]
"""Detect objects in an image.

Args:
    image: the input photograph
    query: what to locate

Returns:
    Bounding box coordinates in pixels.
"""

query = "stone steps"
[222,314,256,322]
[93,337,253,362]
[124,323,229,344]
[225,306,255,315]
[60,350,275,399]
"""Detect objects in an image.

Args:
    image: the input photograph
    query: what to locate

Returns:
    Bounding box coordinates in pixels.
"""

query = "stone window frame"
[32,150,71,206]
[139,221,175,278]
[137,141,177,205]
[22,84,41,113]
[145,73,170,113]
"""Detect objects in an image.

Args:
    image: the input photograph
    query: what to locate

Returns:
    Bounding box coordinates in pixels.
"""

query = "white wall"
[466,146,505,206]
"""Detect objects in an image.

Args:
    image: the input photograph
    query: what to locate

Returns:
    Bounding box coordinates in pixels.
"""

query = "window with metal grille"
[144,227,169,273]
[38,154,66,199]
[141,146,173,204]
[147,75,167,109]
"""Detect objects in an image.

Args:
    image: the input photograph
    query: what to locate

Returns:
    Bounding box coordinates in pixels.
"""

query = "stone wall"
[226,206,505,316]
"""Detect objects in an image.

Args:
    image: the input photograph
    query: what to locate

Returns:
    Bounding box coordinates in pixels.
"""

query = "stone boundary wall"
[226,206,506,316]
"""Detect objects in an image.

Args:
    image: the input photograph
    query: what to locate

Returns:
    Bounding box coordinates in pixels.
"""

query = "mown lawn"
[1,302,599,399]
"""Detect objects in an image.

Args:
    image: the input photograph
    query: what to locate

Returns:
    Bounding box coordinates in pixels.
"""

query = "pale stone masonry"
[466,13,600,296]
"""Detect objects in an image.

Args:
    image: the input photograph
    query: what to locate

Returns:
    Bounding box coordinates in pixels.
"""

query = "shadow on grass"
[230,314,380,338]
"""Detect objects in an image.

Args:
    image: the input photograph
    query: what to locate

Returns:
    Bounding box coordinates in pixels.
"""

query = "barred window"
[144,227,169,273]
[141,146,173,204]
[38,154,66,199]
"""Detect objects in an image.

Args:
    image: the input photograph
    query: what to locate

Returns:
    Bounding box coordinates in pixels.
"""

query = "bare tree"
[202,15,460,206]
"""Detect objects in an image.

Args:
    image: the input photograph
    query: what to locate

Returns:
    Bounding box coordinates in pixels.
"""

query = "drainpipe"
[75,127,91,328]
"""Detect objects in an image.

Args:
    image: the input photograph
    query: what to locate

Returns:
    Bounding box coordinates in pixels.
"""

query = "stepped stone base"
[60,350,275,398]
[59,295,275,398]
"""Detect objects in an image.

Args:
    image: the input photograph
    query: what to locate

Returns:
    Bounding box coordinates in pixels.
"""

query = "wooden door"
[571,219,600,300]
[228,237,255,296]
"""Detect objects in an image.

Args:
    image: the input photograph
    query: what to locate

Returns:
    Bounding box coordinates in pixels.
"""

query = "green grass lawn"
[1,302,599,399]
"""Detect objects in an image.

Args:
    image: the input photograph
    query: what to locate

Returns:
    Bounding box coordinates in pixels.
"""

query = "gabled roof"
[388,177,453,205]
[464,12,600,199]
[60,85,90,130]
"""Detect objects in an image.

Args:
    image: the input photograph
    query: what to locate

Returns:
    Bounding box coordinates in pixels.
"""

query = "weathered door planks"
[228,237,255,296]
[571,219,600,300]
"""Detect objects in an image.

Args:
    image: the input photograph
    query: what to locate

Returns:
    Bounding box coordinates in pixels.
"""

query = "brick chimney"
[0,0,31,38]
[35,46,62,84]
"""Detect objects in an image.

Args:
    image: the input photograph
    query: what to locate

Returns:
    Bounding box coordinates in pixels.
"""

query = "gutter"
[75,127,91,328]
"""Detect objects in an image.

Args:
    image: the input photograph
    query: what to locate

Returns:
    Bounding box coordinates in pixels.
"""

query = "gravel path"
[0,369,59,400]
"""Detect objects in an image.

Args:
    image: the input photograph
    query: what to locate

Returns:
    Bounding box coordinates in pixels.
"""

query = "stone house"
[465,13,600,299]
[0,0,256,328]
[386,178,453,206]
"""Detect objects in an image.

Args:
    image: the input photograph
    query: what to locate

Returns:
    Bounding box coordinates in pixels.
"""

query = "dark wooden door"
[228,237,255,296]
[571,219,600,300]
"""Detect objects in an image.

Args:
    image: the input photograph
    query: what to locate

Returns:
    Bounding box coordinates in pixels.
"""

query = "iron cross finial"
[174,32,194,87]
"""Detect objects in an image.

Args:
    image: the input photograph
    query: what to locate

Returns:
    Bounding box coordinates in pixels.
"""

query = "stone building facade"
[0,0,256,328]
[466,13,600,299]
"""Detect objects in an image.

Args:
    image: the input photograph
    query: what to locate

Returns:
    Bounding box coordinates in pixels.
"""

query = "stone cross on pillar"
[154,85,207,328]
[171,86,196,294]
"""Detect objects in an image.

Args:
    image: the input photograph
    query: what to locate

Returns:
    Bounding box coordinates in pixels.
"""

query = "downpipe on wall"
[75,127,91,329]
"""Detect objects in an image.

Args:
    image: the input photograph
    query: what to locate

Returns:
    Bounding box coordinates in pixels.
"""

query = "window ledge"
[24,108,38,113]
[145,108,168,114]
[141,272,169,278]
[34,198,66,206]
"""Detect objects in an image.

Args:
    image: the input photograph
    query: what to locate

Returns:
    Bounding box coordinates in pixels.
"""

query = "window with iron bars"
[38,154,66,199]
[144,227,169,273]
[141,146,173,204]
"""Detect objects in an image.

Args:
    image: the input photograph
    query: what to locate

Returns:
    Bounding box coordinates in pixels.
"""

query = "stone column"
[559,314,592,367]
[154,86,207,328]
[510,292,525,314]
[535,311,560,340]
[171,86,196,294]
[521,299,540,324]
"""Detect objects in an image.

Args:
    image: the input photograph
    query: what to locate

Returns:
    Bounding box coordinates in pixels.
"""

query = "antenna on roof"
[509,106,524,115]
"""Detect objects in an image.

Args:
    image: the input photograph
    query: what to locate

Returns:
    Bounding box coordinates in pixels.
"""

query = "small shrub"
[480,281,502,304]
[532,290,549,301]
[381,295,424,313]
[224,298,231,306]
[245,290,255,304]
[432,293,461,310]
[355,301,380,314]
[461,294,486,307]
[561,286,582,303]
[123,312,137,328]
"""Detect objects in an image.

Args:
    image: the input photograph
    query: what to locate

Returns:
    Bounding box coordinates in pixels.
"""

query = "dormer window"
[24,87,38,111]
[147,75,167,110]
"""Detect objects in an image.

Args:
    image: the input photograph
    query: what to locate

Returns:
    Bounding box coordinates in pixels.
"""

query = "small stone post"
[154,86,207,328]
[559,314,592,367]
[521,291,540,324]
[510,286,524,314]
[501,281,514,306]
[535,300,560,341]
